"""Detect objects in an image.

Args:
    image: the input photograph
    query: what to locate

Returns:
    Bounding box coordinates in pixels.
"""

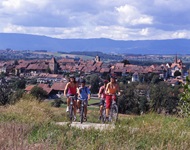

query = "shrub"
[179,77,190,117]
[30,86,48,101]
[51,99,63,107]
[0,77,13,105]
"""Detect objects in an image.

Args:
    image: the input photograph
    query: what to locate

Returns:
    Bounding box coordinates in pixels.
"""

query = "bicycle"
[102,94,118,123]
[68,95,76,122]
[109,95,118,123]
[101,101,106,123]
[78,98,88,124]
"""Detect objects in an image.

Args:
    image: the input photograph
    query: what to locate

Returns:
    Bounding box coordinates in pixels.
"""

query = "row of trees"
[0,77,47,105]
[118,82,180,115]
[84,73,182,115]
[0,73,189,117]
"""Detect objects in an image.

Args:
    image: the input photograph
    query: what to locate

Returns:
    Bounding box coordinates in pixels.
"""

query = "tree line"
[0,73,189,117]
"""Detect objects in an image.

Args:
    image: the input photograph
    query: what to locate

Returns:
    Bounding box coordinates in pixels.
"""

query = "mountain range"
[0,33,190,54]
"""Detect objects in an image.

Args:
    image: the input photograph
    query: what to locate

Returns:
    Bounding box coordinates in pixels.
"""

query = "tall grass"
[1,94,190,149]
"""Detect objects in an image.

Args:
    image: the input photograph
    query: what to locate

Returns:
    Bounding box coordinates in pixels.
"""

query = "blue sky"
[0,0,190,40]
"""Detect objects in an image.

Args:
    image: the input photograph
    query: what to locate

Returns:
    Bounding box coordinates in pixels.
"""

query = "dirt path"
[55,122,115,130]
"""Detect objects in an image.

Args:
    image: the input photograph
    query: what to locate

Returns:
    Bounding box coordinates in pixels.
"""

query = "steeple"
[95,55,100,62]
[175,54,177,63]
[49,57,58,74]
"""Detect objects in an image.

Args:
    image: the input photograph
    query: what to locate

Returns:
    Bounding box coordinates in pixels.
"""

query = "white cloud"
[140,28,149,36]
[172,31,188,39]
[116,4,153,25]
[0,0,190,40]
[1,0,49,10]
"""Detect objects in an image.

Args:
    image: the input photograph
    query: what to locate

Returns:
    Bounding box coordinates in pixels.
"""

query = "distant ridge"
[0,33,190,54]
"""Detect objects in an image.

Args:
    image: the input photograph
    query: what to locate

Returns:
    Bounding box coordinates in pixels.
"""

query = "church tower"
[95,55,100,62]
[49,57,58,74]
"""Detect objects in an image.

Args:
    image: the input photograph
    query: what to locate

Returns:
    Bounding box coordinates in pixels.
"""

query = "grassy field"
[1,95,190,149]
[32,51,94,60]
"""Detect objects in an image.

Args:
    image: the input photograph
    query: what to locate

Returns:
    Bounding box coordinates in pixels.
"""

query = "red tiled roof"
[115,63,124,68]
[25,84,52,94]
[25,85,35,91]
[15,62,29,69]
[100,68,110,73]
[51,82,66,91]
[26,63,48,70]
[38,83,50,89]
[94,61,103,67]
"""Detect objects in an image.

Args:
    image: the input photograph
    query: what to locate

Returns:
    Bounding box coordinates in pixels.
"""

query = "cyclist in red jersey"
[64,75,78,120]
[105,75,120,121]
[98,80,108,120]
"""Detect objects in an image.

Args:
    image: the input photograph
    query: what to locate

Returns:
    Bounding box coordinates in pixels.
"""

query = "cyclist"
[105,75,120,121]
[77,79,91,121]
[98,80,108,120]
[64,75,78,120]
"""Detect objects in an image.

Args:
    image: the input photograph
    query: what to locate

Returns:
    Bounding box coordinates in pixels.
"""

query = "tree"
[149,81,179,114]
[179,77,190,117]
[118,82,140,114]
[0,78,12,105]
[151,74,161,84]
[13,78,26,90]
[121,59,130,65]
[86,74,101,94]
[10,89,24,104]
[164,85,180,114]
[30,86,48,101]
[149,82,167,113]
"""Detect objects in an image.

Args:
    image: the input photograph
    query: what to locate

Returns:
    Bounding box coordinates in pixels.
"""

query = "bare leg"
[73,100,77,116]
[84,105,87,117]
[100,105,103,116]
[67,97,70,107]
[77,100,81,110]
[106,108,110,117]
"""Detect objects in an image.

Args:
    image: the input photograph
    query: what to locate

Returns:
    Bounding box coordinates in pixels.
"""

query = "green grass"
[1,95,190,149]
[88,98,99,105]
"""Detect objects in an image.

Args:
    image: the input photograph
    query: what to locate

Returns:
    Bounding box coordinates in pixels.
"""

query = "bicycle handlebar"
[78,98,88,101]
[68,95,76,100]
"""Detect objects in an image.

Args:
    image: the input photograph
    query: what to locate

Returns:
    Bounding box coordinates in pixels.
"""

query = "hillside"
[1,33,190,54]
[0,98,190,149]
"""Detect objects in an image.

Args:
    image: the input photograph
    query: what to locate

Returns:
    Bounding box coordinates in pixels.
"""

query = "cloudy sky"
[0,0,190,40]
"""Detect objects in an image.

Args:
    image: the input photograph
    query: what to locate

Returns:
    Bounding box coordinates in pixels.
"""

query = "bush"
[179,77,190,117]
[0,78,13,105]
[10,89,25,104]
[51,99,63,107]
[30,86,48,101]
[118,82,180,115]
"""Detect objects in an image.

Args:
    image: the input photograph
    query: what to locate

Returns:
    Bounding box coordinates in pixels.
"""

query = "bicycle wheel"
[110,104,118,123]
[69,105,74,122]
[101,107,106,123]
[80,103,84,124]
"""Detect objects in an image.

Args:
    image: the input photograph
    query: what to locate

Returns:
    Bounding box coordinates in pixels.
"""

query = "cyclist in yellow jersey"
[105,75,120,121]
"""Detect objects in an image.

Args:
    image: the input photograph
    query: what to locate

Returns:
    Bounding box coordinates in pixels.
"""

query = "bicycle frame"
[110,98,118,123]
[102,94,118,123]
[68,95,76,122]
[79,99,87,124]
